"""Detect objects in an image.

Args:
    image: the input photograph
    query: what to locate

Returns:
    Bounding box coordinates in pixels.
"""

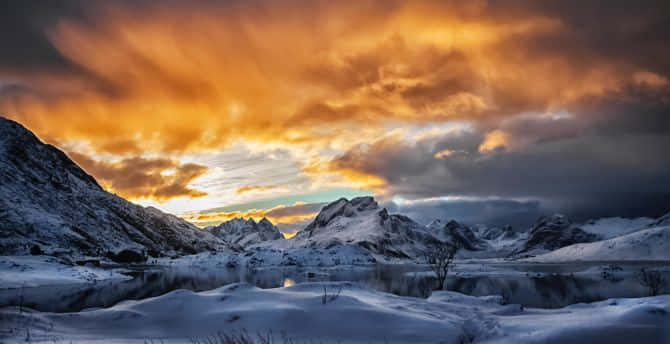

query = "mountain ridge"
[0,116,226,260]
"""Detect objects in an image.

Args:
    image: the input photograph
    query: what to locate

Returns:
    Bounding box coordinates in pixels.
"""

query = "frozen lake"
[2,261,669,312]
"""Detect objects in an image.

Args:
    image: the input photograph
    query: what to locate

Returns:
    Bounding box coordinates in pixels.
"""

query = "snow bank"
[1,283,476,343]
[2,281,668,343]
[490,296,670,343]
[0,256,130,289]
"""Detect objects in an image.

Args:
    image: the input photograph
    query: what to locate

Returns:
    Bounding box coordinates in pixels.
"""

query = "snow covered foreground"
[0,256,130,289]
[1,282,668,344]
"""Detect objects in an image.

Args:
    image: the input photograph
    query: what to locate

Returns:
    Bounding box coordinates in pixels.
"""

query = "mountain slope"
[513,214,598,256]
[292,196,441,259]
[526,225,670,262]
[207,217,282,249]
[580,216,654,239]
[0,116,225,259]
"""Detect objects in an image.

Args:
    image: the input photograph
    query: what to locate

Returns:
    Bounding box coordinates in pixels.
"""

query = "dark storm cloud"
[384,199,544,229]
[331,92,670,221]
[0,1,86,74]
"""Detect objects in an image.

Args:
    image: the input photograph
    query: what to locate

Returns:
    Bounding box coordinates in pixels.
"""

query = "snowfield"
[526,226,670,262]
[0,256,130,289]
[1,282,668,343]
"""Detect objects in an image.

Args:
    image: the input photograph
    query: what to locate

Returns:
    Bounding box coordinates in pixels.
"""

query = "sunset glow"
[3,0,670,228]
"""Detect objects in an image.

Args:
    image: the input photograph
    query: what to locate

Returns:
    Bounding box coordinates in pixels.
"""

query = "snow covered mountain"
[513,214,598,256]
[0,117,225,260]
[526,225,670,262]
[207,217,282,249]
[292,196,441,260]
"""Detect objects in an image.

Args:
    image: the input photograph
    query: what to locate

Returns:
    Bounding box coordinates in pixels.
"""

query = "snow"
[0,256,130,289]
[581,217,654,239]
[526,226,670,262]
[1,282,668,343]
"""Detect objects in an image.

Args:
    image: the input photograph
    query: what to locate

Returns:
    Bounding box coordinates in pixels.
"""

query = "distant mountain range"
[2,115,668,263]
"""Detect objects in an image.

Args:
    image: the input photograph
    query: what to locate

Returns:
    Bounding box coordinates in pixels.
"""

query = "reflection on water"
[1,262,668,312]
[283,278,295,288]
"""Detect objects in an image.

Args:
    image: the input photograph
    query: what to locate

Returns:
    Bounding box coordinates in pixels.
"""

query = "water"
[1,262,668,312]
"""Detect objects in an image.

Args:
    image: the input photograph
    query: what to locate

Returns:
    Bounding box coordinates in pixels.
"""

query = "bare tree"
[424,243,460,290]
[637,268,667,296]
[322,285,343,305]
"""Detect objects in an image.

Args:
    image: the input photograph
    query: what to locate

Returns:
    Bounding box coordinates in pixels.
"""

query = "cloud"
[385,198,544,229]
[1,0,668,156]
[69,152,208,201]
[235,185,283,195]
[181,202,325,229]
[323,96,670,220]
[1,1,669,219]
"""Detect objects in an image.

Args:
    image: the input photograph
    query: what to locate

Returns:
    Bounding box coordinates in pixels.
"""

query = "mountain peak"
[208,216,281,248]
[304,196,380,233]
[0,116,102,191]
[0,116,224,257]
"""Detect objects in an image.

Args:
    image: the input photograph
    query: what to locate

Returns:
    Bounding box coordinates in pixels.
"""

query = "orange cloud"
[69,152,208,201]
[235,185,281,195]
[180,203,320,228]
[478,130,509,152]
[1,0,656,159]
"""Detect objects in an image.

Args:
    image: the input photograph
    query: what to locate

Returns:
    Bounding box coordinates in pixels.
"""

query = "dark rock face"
[516,214,598,254]
[441,220,486,251]
[0,116,225,257]
[30,245,42,256]
[107,249,146,263]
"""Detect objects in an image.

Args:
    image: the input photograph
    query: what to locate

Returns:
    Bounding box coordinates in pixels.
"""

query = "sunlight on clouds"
[1,0,667,214]
[478,130,509,152]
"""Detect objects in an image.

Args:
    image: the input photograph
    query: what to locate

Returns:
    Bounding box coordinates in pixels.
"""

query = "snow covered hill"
[0,117,226,260]
[580,216,654,239]
[526,225,670,262]
[291,196,441,260]
[207,217,282,249]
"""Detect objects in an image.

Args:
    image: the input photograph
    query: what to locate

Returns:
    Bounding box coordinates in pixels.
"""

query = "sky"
[2,0,670,232]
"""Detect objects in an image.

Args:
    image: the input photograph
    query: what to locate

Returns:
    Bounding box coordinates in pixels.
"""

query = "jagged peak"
[257,217,276,229]
[304,196,381,232]
[445,219,464,229]
[531,214,571,229]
